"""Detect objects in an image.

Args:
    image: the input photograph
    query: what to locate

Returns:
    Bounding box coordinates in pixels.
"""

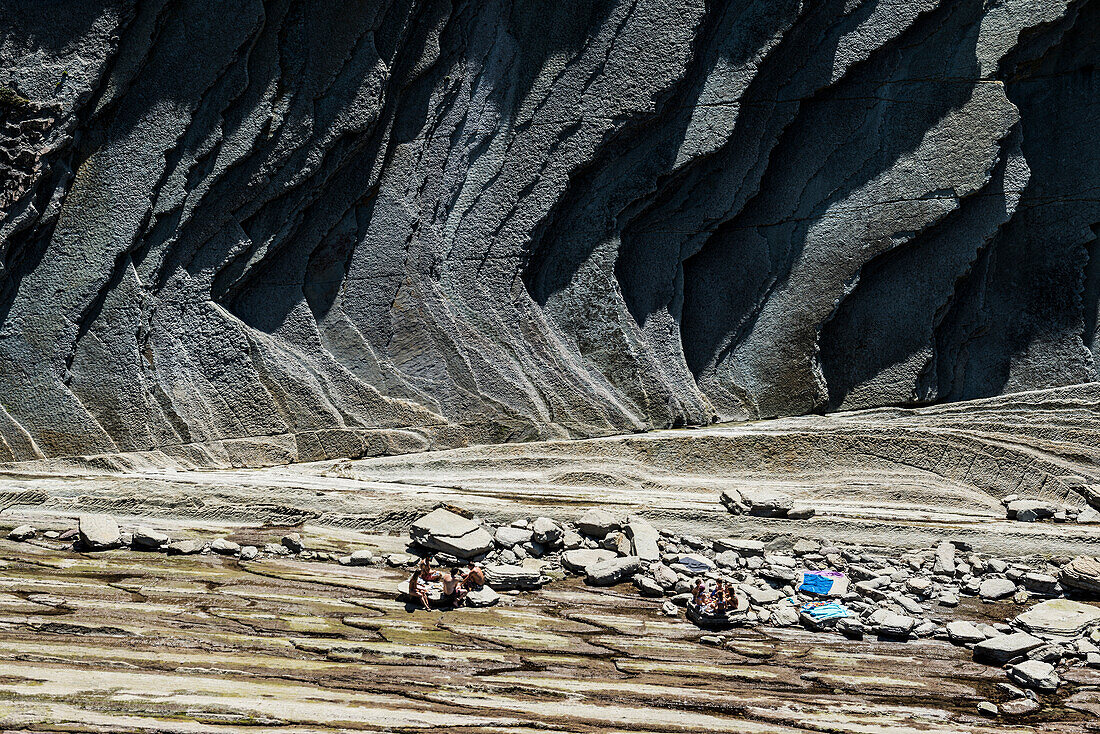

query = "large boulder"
[1059,556,1100,595]
[586,556,643,586]
[562,549,618,574]
[1015,599,1100,637]
[494,526,533,548]
[410,509,494,560]
[576,509,621,538]
[77,515,121,551]
[625,518,660,562]
[530,517,563,546]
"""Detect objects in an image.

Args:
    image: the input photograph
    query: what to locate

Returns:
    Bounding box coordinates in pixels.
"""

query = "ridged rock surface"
[1,0,1099,461]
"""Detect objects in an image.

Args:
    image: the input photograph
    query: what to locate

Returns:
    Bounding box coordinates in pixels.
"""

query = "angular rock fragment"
[7,525,35,541]
[1015,599,1100,637]
[586,556,643,586]
[410,509,494,560]
[77,515,121,551]
[210,539,241,555]
[1008,660,1059,691]
[562,548,617,574]
[131,527,169,551]
[484,564,543,590]
[973,632,1044,665]
[625,519,660,562]
[576,509,620,538]
[1059,556,1100,595]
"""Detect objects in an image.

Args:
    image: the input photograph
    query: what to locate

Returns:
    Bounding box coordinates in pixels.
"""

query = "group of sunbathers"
[691,578,741,614]
[407,555,485,609]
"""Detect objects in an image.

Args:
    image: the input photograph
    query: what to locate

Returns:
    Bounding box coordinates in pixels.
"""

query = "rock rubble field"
[2,497,1099,730]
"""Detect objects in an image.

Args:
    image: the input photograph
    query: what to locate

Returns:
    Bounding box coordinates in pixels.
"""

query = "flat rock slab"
[626,519,660,562]
[410,509,494,559]
[1015,599,1100,637]
[484,564,543,590]
[586,556,643,586]
[973,632,1044,665]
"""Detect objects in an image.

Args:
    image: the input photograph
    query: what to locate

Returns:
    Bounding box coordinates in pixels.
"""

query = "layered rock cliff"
[0,0,1098,463]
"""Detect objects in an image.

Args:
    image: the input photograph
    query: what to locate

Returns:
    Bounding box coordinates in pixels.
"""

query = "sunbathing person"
[407,569,432,610]
[417,555,441,582]
[713,582,730,613]
[462,561,485,590]
[441,567,468,607]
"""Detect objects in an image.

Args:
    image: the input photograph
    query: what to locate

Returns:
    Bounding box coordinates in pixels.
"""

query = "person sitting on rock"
[408,568,432,610]
[417,554,441,582]
[691,578,707,607]
[462,561,485,590]
[714,582,730,613]
[441,567,468,607]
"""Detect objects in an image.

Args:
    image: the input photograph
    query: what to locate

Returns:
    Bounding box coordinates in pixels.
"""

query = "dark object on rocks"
[281,533,304,553]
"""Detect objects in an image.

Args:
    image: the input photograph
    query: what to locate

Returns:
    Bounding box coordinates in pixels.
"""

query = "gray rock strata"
[0,2,1098,463]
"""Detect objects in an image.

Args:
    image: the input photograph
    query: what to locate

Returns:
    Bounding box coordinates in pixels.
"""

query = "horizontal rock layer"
[1,0,1099,460]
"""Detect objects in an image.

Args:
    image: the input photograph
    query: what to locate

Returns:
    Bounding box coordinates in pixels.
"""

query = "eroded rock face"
[1,1,1098,462]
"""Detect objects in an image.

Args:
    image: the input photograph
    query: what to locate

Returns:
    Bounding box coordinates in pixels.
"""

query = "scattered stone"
[410,509,494,559]
[338,549,374,566]
[633,574,664,597]
[973,632,1044,665]
[586,556,643,586]
[166,539,201,555]
[699,634,723,646]
[77,515,121,551]
[947,620,987,645]
[1022,572,1060,595]
[495,526,533,548]
[211,538,241,555]
[576,509,620,538]
[265,543,291,556]
[465,587,500,607]
[531,517,562,546]
[1077,507,1100,524]
[979,577,1017,600]
[661,600,678,617]
[787,506,816,520]
[131,527,169,551]
[562,548,617,574]
[650,563,678,590]
[906,577,933,596]
[281,533,303,553]
[713,538,764,556]
[937,593,959,607]
[933,542,955,575]
[239,545,259,561]
[1015,599,1100,637]
[7,525,35,541]
[1000,698,1040,716]
[977,701,998,716]
[869,609,916,638]
[1008,660,1060,691]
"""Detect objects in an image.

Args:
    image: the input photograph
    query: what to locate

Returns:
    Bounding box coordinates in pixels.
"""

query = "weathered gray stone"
[210,538,240,556]
[338,549,375,567]
[973,632,1044,665]
[77,515,120,551]
[979,577,1017,600]
[625,519,660,562]
[586,556,643,586]
[530,517,562,546]
[465,587,500,608]
[7,525,35,541]
[946,620,987,645]
[1059,556,1100,595]
[281,533,304,553]
[576,509,620,538]
[1015,599,1100,637]
[131,527,169,551]
[1008,660,1059,691]
[484,563,544,591]
[562,549,618,574]
[410,509,494,560]
[713,539,765,556]
[166,540,201,556]
[494,526,533,548]
[239,545,259,561]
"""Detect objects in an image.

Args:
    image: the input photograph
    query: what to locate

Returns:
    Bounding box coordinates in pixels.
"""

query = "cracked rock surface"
[1,1,1100,461]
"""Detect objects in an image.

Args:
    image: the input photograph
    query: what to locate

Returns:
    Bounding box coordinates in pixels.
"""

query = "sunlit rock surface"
[0,1,1099,460]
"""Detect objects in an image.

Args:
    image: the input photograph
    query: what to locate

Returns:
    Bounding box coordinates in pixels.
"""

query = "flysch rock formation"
[0,1,1099,464]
